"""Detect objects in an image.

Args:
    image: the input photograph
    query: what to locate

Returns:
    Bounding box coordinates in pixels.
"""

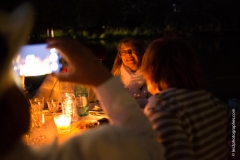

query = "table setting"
[24,95,109,147]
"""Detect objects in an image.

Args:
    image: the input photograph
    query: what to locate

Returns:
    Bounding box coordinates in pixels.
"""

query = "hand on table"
[47,38,112,87]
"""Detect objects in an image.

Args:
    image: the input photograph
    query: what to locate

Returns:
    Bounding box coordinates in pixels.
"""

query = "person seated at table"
[34,42,107,109]
[0,2,164,160]
[81,42,107,105]
[111,37,151,108]
[140,37,240,160]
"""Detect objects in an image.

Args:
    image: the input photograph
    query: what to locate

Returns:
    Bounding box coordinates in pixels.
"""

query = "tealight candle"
[54,114,71,134]
[42,113,45,123]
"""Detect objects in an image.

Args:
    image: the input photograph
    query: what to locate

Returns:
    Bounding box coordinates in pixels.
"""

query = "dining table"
[25,109,109,147]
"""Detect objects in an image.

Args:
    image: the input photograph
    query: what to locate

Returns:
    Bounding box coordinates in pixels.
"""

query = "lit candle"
[54,114,71,134]
[42,113,45,123]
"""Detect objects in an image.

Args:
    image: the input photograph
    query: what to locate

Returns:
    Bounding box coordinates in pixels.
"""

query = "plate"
[89,111,105,116]
[89,102,102,111]
[76,120,100,129]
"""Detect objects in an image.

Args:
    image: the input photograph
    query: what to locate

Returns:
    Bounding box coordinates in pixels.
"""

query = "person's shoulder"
[112,68,121,76]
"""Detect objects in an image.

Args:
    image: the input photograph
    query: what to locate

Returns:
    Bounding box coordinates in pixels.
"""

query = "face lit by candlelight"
[120,44,140,71]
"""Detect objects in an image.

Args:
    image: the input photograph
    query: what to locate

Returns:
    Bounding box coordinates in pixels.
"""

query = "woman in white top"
[111,38,151,108]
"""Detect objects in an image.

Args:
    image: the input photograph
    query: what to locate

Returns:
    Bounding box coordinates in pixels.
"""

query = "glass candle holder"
[54,114,71,134]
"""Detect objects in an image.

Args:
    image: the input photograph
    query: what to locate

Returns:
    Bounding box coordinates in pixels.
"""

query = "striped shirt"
[144,88,240,160]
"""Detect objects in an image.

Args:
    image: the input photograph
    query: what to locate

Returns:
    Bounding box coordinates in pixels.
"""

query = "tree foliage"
[27,0,239,40]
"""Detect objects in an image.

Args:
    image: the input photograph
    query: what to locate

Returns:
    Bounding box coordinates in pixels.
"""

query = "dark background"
[1,0,240,102]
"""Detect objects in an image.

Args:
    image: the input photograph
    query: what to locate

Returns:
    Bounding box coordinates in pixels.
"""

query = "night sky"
[1,0,240,101]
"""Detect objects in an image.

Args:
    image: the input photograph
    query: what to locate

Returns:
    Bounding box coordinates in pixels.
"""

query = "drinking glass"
[62,93,78,122]
[29,97,44,111]
[31,111,46,142]
[24,120,35,146]
[29,97,46,144]
[59,81,74,95]
[47,99,59,116]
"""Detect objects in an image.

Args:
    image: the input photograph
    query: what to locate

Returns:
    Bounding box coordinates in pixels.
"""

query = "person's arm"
[94,76,153,135]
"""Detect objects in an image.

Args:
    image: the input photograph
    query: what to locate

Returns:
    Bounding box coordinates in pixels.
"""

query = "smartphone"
[12,43,62,76]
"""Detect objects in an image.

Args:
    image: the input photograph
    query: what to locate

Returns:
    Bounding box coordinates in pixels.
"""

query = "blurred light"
[51,62,59,71]
[49,52,58,62]
[19,54,52,76]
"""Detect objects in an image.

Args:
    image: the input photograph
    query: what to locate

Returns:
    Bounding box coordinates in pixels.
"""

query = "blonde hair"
[111,37,145,75]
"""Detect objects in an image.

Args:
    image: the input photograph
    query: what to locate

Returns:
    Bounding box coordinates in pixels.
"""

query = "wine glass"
[29,97,46,145]
[24,118,35,146]
[29,97,44,111]
[32,111,46,143]
[47,99,59,116]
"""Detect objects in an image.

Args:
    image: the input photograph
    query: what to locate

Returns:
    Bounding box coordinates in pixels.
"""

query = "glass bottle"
[59,81,74,95]
[74,84,89,117]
